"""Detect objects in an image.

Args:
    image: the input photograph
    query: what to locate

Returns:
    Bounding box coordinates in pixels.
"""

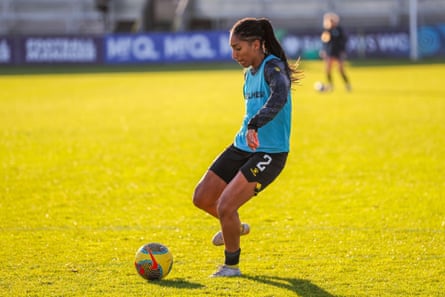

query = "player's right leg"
[194,170,251,248]
[194,144,251,219]
[193,170,226,218]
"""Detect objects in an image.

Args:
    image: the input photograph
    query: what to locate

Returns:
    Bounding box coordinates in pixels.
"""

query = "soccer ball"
[314,81,326,92]
[135,243,173,281]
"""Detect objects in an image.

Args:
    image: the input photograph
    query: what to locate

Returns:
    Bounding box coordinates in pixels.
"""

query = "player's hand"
[247,129,259,151]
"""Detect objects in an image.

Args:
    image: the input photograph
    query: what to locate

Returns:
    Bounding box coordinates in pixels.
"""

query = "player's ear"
[250,39,260,51]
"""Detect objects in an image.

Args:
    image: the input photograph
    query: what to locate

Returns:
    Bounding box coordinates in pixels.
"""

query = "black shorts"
[209,144,288,194]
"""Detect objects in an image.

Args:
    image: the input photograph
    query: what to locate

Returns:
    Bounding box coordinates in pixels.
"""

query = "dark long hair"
[230,17,302,84]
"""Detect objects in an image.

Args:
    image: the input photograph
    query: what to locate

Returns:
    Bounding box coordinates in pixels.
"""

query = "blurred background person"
[319,12,351,92]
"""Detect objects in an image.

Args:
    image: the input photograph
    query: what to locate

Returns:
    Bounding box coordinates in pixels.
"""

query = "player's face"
[230,34,263,69]
[323,19,335,29]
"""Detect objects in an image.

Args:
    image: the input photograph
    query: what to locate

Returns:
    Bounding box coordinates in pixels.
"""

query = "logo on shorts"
[250,167,260,176]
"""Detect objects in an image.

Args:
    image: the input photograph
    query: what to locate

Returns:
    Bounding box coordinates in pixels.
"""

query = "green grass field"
[1,60,444,297]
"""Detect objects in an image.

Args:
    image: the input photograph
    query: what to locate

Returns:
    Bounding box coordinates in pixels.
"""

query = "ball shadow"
[146,277,204,289]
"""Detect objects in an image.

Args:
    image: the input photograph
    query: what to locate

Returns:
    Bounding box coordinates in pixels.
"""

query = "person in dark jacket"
[320,12,351,91]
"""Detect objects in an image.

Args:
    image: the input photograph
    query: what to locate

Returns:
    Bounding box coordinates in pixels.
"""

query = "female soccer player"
[193,17,301,277]
[319,12,351,91]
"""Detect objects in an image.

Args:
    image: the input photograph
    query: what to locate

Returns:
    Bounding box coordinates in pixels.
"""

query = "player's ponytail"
[231,17,302,85]
[259,19,285,62]
[258,18,302,85]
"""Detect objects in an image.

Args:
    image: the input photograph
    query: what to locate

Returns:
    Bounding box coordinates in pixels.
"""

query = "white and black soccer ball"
[313,81,326,92]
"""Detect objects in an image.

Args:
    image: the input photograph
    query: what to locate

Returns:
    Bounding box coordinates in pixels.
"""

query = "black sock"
[224,249,241,266]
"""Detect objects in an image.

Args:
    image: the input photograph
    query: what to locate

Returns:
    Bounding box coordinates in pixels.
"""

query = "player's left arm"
[338,26,348,53]
[247,59,290,131]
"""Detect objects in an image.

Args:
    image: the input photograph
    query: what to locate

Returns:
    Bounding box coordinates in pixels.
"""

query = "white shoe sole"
[212,223,250,246]
[210,265,241,277]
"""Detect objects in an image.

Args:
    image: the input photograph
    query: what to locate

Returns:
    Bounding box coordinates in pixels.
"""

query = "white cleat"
[210,265,241,277]
[212,223,250,246]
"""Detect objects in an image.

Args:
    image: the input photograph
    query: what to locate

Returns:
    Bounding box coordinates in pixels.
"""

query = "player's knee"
[192,184,213,210]
[192,186,204,209]
[216,200,235,219]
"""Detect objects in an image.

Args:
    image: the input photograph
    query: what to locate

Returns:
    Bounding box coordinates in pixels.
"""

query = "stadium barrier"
[1,25,444,65]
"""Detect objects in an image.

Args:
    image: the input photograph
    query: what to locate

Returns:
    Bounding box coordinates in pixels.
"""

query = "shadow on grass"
[241,274,342,297]
[147,277,204,289]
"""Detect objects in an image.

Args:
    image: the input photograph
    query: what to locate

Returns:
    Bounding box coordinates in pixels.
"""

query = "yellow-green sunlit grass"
[0,61,444,296]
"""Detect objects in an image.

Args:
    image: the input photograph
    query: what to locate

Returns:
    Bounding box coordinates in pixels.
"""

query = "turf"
[0,61,444,296]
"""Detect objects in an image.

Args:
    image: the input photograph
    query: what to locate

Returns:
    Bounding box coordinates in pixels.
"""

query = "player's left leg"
[217,171,257,253]
[210,172,256,277]
[338,59,351,91]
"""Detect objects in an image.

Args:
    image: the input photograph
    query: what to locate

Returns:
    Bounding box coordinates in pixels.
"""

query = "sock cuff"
[224,248,241,266]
